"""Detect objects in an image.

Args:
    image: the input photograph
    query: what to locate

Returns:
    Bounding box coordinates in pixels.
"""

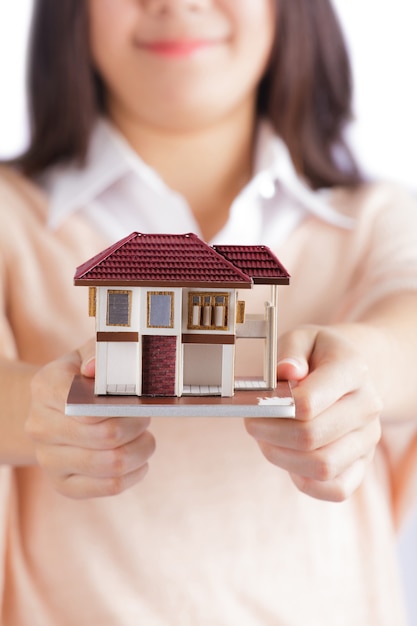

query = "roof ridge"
[184,233,254,283]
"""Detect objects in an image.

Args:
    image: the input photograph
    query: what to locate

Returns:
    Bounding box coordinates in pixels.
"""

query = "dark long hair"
[12,0,361,188]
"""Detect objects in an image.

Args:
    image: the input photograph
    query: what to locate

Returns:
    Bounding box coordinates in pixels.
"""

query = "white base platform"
[66,376,295,418]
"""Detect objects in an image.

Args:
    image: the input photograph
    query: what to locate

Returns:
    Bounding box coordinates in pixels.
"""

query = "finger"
[30,354,81,411]
[245,381,382,451]
[277,327,315,381]
[289,452,375,502]
[256,418,381,483]
[56,466,150,499]
[278,327,373,421]
[77,338,96,378]
[28,406,151,449]
[292,338,373,421]
[35,430,156,479]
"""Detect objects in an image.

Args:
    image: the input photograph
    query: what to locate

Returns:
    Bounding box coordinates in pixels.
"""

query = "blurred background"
[0,1,416,623]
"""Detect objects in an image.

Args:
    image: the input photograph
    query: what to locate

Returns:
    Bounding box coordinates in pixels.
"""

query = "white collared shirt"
[40,118,353,247]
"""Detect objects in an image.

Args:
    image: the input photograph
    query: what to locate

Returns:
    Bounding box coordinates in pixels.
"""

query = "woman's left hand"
[245,325,383,502]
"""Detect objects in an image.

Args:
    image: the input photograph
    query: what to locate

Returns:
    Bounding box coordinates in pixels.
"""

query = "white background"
[0,1,416,624]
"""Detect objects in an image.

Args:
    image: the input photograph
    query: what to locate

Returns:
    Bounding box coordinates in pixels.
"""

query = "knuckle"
[371,418,382,448]
[244,418,258,438]
[295,392,315,421]
[96,420,125,448]
[329,481,351,502]
[296,425,319,452]
[103,447,129,477]
[101,476,127,497]
[51,479,72,498]
[143,431,156,458]
[330,459,367,502]
[138,416,152,431]
[312,453,338,482]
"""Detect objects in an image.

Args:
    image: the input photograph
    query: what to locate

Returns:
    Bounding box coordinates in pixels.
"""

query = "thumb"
[277,327,317,381]
[78,338,96,378]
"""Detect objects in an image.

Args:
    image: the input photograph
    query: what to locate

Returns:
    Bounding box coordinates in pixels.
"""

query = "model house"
[74,232,290,398]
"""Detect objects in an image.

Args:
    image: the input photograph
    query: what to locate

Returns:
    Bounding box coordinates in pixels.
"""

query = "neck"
[109,102,256,241]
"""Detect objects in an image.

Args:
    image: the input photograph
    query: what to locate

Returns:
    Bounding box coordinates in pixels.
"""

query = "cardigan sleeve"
[335,183,417,528]
[0,171,23,360]
[336,183,417,321]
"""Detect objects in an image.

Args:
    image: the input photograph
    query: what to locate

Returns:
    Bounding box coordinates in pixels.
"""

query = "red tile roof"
[74,233,254,288]
[213,245,290,285]
[75,233,290,287]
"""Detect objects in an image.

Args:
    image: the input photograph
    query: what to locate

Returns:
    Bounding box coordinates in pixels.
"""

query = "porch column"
[221,344,235,397]
[265,286,278,390]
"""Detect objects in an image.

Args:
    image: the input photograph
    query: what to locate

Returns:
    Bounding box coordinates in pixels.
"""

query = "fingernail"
[277,358,303,369]
[81,356,95,376]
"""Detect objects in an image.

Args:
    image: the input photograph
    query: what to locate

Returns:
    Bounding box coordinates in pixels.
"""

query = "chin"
[143,103,234,132]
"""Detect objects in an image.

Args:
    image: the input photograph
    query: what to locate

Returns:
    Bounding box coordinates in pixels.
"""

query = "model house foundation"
[74,232,290,398]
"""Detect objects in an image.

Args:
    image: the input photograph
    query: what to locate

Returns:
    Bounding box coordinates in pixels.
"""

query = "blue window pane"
[149,294,173,327]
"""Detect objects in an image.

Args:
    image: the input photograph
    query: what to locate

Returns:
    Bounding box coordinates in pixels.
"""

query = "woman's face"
[88,0,275,131]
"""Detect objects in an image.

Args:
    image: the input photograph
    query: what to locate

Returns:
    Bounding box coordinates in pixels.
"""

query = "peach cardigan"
[0,163,417,625]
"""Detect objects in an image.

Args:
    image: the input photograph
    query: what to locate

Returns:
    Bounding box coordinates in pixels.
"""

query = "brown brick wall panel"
[142,336,177,396]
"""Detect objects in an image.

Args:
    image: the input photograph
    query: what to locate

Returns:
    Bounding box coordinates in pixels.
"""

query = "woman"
[0,1,416,623]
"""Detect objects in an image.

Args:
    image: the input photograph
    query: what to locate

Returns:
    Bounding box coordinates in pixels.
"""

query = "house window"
[107,290,132,326]
[147,292,174,328]
[188,293,229,330]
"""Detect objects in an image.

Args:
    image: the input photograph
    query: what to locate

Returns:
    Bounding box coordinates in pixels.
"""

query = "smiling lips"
[137,39,222,57]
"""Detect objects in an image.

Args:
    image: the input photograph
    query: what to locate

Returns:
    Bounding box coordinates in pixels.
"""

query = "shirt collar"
[41,118,175,229]
[41,117,353,231]
[249,122,353,228]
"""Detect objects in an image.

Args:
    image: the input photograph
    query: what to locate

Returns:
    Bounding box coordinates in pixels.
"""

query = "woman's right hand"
[26,340,155,499]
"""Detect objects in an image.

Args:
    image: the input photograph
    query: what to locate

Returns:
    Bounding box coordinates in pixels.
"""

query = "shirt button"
[258,179,276,200]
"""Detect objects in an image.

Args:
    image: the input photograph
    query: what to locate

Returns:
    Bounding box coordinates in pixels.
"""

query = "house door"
[141,335,177,396]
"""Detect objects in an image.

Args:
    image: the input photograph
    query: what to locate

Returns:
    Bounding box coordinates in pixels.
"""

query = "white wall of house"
[95,286,239,395]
